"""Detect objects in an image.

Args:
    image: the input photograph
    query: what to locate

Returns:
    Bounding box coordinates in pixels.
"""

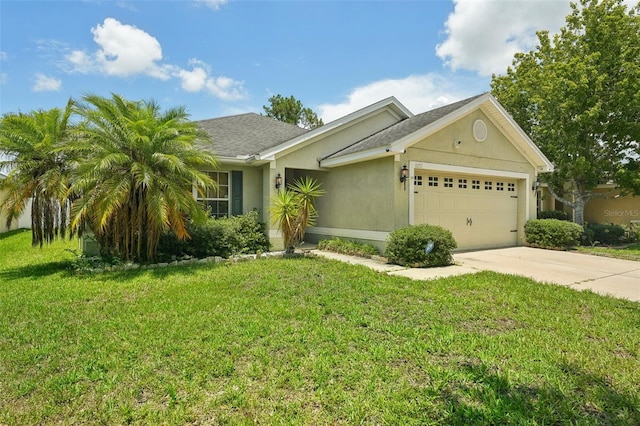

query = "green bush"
[538,210,569,221]
[158,211,270,260]
[317,238,379,257]
[524,219,583,249]
[385,224,457,267]
[585,223,626,246]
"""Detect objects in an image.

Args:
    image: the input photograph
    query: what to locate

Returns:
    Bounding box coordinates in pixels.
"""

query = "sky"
[0,0,619,124]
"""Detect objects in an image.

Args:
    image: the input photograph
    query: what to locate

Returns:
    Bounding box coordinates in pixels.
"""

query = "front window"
[197,171,229,218]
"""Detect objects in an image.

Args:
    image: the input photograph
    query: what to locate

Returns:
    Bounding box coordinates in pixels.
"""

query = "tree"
[491,0,640,225]
[70,94,218,262]
[0,100,76,247]
[270,176,324,253]
[263,94,324,129]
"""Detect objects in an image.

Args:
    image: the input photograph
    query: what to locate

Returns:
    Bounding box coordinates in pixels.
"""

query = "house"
[195,93,554,252]
[538,184,639,227]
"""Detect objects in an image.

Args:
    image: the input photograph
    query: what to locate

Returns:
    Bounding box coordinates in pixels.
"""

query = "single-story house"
[195,93,555,252]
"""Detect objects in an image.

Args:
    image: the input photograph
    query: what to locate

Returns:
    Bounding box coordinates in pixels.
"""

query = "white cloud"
[33,73,62,92]
[65,18,246,101]
[93,18,168,79]
[318,74,477,123]
[67,50,96,74]
[436,0,571,76]
[196,0,229,10]
[176,59,246,101]
[178,66,208,93]
[66,18,169,79]
[0,51,7,61]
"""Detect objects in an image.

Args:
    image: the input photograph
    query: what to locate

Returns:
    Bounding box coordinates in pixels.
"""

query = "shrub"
[524,219,583,249]
[538,210,569,221]
[157,211,270,260]
[317,238,379,257]
[231,210,272,254]
[585,223,626,246]
[385,224,457,267]
[622,223,640,243]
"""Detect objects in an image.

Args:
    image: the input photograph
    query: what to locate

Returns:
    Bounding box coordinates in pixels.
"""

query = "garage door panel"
[413,171,519,250]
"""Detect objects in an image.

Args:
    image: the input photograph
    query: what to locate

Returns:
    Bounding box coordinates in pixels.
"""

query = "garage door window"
[444,177,454,188]
[428,176,438,187]
[472,179,481,190]
[414,175,423,186]
[497,182,505,191]
[485,181,493,190]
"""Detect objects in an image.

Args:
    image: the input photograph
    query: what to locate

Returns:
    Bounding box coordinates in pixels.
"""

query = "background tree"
[263,94,324,129]
[491,0,639,225]
[70,94,218,262]
[0,100,76,246]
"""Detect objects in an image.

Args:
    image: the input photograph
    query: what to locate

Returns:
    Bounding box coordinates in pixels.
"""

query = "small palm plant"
[270,176,324,254]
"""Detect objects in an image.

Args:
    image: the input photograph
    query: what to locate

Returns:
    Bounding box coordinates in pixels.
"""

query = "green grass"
[577,242,640,261]
[1,229,639,425]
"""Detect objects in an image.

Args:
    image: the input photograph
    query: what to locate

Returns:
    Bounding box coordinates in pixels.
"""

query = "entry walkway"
[311,247,640,302]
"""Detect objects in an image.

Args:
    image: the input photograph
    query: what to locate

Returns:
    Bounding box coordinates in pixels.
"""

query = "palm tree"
[270,189,302,253]
[270,176,324,254]
[0,100,76,247]
[70,93,218,262]
[289,176,324,246]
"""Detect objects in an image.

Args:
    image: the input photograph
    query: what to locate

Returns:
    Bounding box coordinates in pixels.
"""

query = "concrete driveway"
[313,247,640,302]
[453,247,639,302]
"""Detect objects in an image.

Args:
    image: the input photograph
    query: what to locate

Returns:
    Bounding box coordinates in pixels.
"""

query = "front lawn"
[1,229,638,424]
[578,242,640,261]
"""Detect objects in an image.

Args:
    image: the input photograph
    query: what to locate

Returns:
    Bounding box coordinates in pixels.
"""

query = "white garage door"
[413,171,519,250]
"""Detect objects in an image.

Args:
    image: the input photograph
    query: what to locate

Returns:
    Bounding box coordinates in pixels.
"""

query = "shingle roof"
[322,94,486,160]
[195,113,309,158]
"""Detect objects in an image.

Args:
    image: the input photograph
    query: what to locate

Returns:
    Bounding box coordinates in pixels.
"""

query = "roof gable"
[320,93,553,172]
[195,113,308,160]
[255,96,413,162]
[321,94,485,162]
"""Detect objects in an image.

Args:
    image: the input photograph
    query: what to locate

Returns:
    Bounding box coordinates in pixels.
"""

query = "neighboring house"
[538,184,639,227]
[0,171,32,233]
[0,172,16,233]
[195,93,554,252]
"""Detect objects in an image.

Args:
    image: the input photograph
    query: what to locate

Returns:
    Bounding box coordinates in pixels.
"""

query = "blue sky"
[0,0,590,122]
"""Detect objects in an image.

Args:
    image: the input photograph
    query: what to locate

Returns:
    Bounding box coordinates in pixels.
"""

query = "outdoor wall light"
[532,180,540,191]
[275,173,282,191]
[400,164,408,190]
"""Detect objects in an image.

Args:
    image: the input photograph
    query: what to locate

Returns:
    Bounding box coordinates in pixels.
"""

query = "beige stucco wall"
[405,111,534,173]
[266,110,406,250]
[585,189,639,226]
[538,186,639,227]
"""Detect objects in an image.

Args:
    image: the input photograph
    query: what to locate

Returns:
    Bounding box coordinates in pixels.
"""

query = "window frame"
[194,171,230,218]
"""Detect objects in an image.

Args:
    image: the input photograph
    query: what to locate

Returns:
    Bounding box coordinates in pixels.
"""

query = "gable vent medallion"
[473,119,488,142]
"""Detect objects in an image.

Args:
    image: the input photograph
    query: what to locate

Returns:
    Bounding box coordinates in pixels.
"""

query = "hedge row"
[157,210,270,260]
